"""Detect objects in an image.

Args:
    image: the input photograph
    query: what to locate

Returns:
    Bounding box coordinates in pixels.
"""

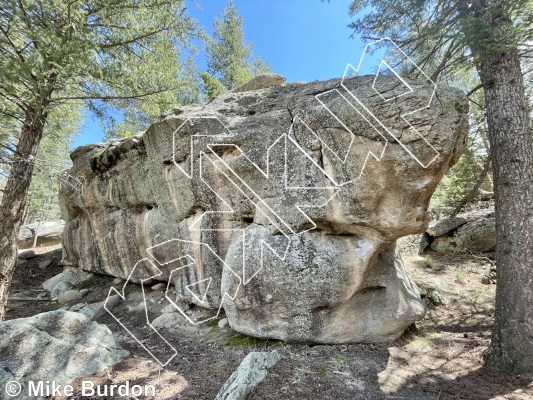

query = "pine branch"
[451,152,493,217]
[50,85,183,102]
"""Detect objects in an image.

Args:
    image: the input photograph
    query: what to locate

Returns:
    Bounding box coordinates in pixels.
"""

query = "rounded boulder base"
[222,225,426,343]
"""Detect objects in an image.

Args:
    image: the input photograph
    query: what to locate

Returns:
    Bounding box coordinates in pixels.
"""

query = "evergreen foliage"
[0,0,203,320]
[205,0,271,91]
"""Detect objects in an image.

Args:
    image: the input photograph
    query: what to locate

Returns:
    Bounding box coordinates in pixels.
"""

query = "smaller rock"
[151,283,166,291]
[80,289,90,297]
[151,312,179,329]
[78,301,105,320]
[43,268,93,294]
[431,278,445,291]
[218,318,229,329]
[38,259,53,269]
[106,294,121,309]
[58,290,82,305]
[233,73,286,93]
[69,303,87,312]
[215,351,281,400]
[332,371,352,378]
[427,289,447,306]
[17,219,65,249]
[430,214,496,253]
[427,217,468,237]
[112,277,123,286]
[481,264,496,284]
[91,295,121,320]
[0,310,128,395]
[127,302,146,313]
[50,249,63,260]
[18,250,36,259]
[50,281,74,299]
[37,292,49,299]
[161,304,178,314]
[78,306,95,320]
[430,263,444,272]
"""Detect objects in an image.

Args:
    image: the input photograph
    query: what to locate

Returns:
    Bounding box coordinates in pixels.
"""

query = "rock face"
[0,311,128,397]
[18,219,65,249]
[60,75,468,343]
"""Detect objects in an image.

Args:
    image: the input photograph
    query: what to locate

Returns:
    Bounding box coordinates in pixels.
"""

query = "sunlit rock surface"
[60,75,468,342]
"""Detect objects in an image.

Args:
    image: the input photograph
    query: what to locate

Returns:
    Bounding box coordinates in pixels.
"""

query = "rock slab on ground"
[214,351,281,400]
[151,312,180,329]
[42,268,93,298]
[38,259,53,269]
[60,75,468,343]
[0,310,128,399]
[58,289,84,304]
[18,250,36,259]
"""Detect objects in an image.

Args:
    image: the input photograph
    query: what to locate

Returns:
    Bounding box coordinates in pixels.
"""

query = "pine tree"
[205,0,271,91]
[201,72,227,102]
[347,0,533,373]
[0,0,201,321]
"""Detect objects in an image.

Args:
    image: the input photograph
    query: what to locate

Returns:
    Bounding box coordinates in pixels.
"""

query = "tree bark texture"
[0,108,45,321]
[470,9,533,372]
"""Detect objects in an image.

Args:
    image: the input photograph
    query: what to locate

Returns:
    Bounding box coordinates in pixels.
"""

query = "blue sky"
[74,0,377,148]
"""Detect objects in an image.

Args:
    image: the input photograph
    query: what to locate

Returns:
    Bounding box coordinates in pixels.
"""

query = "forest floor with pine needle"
[6,246,533,399]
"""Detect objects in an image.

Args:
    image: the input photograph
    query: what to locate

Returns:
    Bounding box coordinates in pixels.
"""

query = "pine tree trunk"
[0,108,46,321]
[475,38,533,373]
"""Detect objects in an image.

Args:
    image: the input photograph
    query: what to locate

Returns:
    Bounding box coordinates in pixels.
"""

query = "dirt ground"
[6,246,533,400]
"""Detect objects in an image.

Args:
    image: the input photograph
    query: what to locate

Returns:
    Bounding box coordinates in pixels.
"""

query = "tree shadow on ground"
[387,363,532,400]
[380,320,533,400]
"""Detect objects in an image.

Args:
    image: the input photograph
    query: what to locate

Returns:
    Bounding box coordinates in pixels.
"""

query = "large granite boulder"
[60,75,468,343]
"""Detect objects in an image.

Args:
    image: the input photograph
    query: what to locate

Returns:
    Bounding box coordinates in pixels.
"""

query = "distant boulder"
[18,219,65,249]
[427,217,468,237]
[416,206,496,254]
[430,213,496,253]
